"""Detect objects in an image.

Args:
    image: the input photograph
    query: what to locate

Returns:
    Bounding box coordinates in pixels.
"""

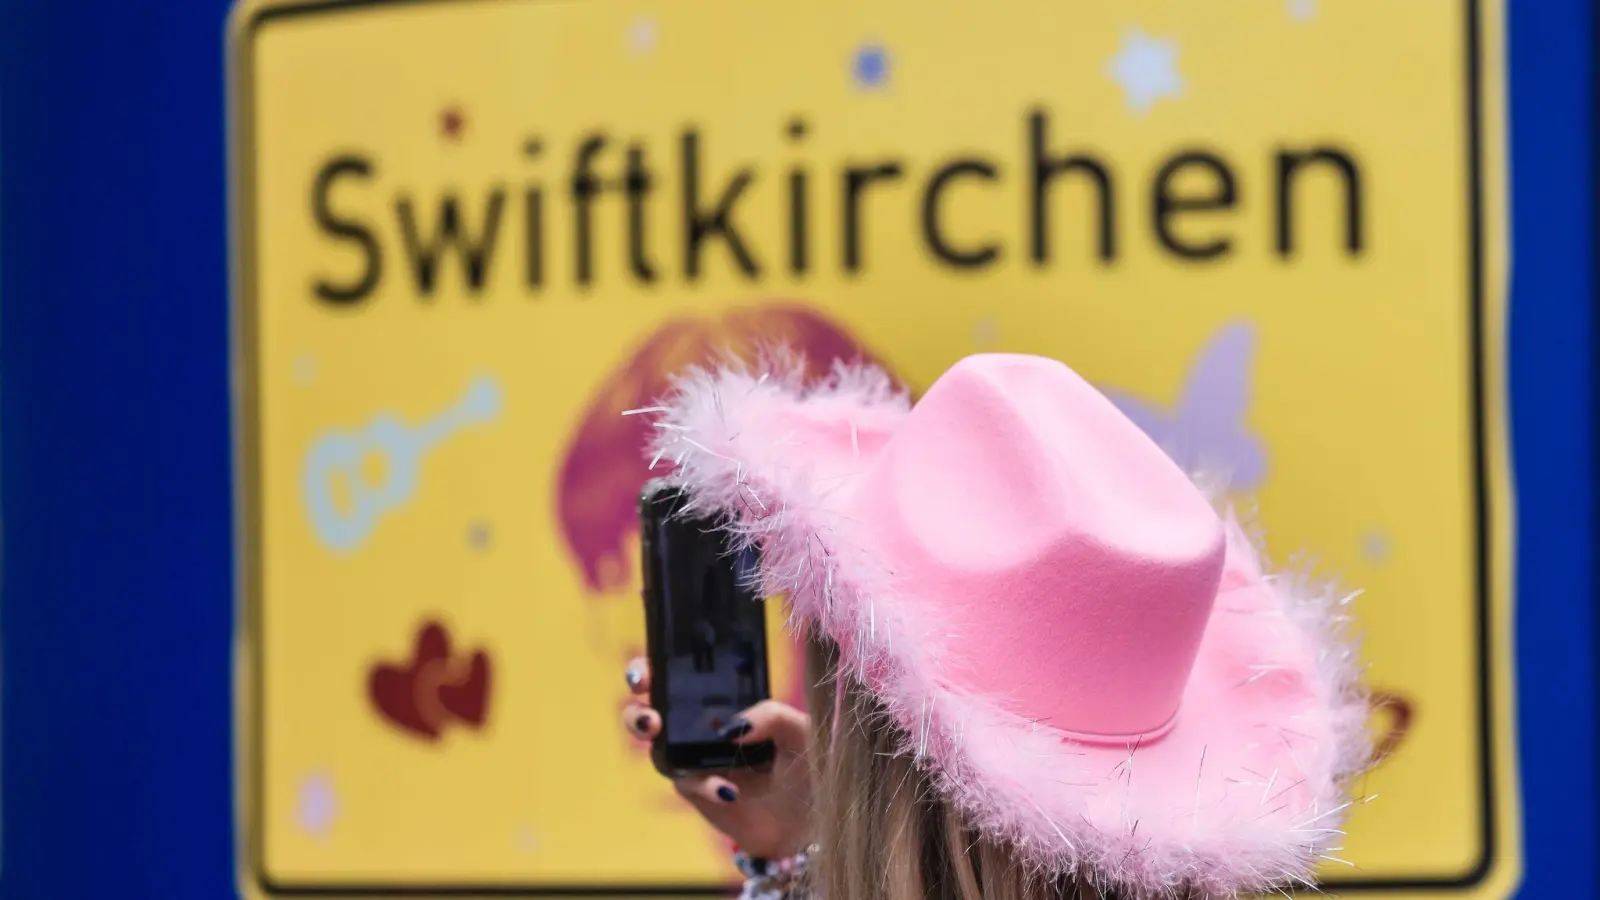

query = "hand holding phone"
[638,480,777,775]
[621,662,813,860]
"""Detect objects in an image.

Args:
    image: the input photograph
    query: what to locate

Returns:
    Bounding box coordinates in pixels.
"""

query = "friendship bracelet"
[734,843,818,899]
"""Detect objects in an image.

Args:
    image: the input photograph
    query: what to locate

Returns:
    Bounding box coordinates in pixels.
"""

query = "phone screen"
[640,483,775,772]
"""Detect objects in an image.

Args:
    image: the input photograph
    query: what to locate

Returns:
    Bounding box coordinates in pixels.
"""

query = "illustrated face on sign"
[555,304,893,595]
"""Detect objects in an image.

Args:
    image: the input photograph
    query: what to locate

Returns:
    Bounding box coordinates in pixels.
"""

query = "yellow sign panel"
[230,0,1517,896]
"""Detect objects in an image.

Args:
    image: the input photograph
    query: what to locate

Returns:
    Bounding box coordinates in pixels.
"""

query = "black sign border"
[230,0,1500,893]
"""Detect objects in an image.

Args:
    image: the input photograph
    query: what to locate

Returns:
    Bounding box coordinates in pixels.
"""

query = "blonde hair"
[804,638,1121,900]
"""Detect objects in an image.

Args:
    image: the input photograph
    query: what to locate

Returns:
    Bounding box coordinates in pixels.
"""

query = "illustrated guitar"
[302,376,503,552]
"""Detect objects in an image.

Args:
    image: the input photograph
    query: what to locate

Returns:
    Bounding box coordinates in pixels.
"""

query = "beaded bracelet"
[734,843,818,900]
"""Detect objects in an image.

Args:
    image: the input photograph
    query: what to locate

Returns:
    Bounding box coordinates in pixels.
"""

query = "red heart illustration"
[437,650,492,728]
[413,622,452,665]
[369,662,441,741]
[368,620,491,742]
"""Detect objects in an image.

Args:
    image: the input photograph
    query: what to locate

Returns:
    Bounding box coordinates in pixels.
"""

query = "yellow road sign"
[230,0,1518,895]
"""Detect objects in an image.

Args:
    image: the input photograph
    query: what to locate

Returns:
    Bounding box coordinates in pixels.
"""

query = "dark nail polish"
[625,668,644,688]
[717,718,752,740]
[716,785,738,803]
[634,714,651,735]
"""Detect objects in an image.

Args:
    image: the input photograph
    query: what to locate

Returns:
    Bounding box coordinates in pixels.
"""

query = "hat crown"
[865,354,1225,739]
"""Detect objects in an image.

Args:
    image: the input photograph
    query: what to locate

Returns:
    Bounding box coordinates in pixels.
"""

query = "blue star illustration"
[1107,29,1184,115]
[853,43,889,90]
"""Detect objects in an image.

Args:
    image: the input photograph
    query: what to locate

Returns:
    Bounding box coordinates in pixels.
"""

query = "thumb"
[721,700,810,755]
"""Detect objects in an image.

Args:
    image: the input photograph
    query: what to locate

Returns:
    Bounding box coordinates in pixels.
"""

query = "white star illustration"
[1288,0,1316,22]
[1107,29,1185,115]
[296,770,338,839]
[627,16,658,55]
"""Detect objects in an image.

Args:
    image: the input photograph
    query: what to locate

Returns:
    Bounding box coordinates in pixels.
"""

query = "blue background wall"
[0,2,1591,898]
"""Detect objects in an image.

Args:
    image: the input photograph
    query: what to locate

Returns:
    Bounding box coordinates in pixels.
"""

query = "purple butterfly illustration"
[1101,321,1266,491]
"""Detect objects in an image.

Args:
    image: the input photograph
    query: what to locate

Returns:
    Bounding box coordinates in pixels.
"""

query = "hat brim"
[644,356,1371,898]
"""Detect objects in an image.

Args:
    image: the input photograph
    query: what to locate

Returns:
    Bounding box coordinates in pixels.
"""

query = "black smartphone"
[639,480,777,775]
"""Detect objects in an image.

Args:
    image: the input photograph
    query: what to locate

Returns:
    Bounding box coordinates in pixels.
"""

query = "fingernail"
[633,714,652,735]
[717,718,752,740]
[716,785,738,803]
[625,667,644,688]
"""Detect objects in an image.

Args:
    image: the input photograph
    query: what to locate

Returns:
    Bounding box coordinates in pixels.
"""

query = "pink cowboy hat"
[642,352,1371,897]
